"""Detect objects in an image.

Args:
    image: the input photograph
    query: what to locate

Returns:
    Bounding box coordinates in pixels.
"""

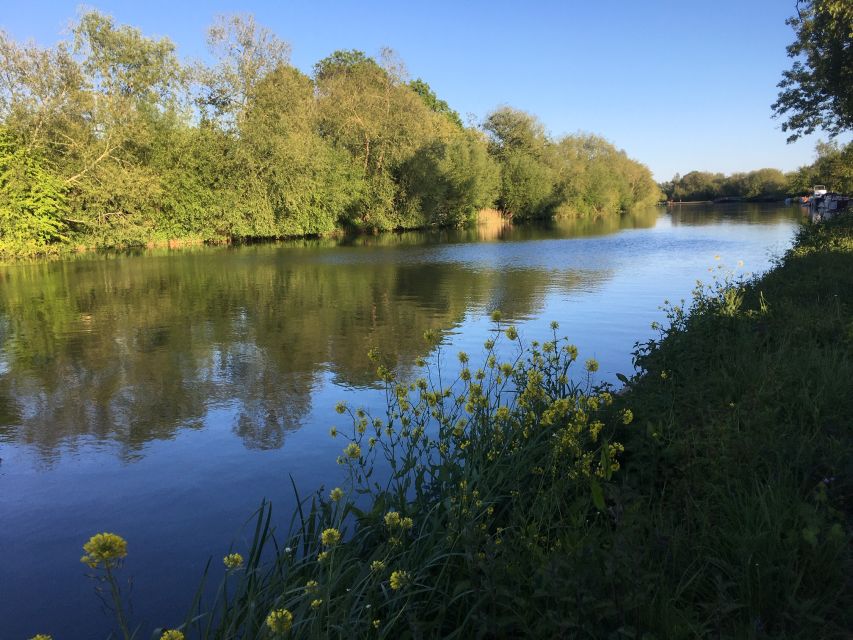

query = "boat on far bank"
[808,184,849,222]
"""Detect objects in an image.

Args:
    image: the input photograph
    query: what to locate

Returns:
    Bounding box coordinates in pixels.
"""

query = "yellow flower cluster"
[29,635,52,640]
[321,527,341,546]
[329,487,344,502]
[389,569,411,590]
[344,443,361,459]
[384,511,413,531]
[370,559,386,572]
[310,598,323,609]
[223,552,244,570]
[160,631,184,640]
[305,579,319,592]
[80,532,127,569]
[266,608,294,634]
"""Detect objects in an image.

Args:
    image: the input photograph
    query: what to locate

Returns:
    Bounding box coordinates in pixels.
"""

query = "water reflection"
[667,202,804,225]
[0,231,623,462]
[0,205,801,464]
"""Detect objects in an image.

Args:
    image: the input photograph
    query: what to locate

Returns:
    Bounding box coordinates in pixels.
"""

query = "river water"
[0,204,800,638]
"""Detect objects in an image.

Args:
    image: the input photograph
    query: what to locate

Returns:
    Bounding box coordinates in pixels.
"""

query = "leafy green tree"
[773,0,853,141]
[198,14,291,128]
[313,49,378,81]
[397,130,499,226]
[0,128,68,255]
[240,64,364,236]
[0,31,86,153]
[314,49,455,229]
[484,107,557,218]
[408,78,463,128]
[790,140,853,193]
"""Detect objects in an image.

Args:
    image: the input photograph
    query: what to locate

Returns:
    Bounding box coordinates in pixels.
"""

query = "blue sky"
[2,0,843,180]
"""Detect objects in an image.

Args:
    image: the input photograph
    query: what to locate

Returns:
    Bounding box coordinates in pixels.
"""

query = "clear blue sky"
[2,0,843,180]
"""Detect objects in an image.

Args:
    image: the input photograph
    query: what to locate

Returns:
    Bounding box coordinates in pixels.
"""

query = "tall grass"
[141,321,626,639]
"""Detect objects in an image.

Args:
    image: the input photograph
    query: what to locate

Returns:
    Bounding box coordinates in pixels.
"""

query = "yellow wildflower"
[223,553,244,570]
[305,579,319,592]
[329,427,338,438]
[584,358,599,373]
[344,443,361,459]
[400,517,413,530]
[373,619,381,629]
[329,487,344,502]
[310,599,323,609]
[80,532,127,569]
[335,402,347,414]
[321,528,341,546]
[29,636,53,640]
[505,326,518,340]
[384,511,401,528]
[370,559,386,572]
[266,608,293,634]
[318,551,329,562]
[389,569,411,590]
[160,631,185,640]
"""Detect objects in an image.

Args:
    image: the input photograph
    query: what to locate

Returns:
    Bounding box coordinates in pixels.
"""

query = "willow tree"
[239,64,363,236]
[484,107,557,219]
[313,49,455,229]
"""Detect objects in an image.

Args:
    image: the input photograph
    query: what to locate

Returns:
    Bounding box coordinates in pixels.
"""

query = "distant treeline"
[661,140,853,202]
[0,12,660,258]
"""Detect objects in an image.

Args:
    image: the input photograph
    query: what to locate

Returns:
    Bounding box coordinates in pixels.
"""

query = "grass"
[73,213,852,640]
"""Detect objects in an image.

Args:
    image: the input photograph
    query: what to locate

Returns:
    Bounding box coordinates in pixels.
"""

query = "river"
[0,203,800,638]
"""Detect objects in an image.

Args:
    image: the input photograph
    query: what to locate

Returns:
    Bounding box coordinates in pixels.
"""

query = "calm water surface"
[0,204,800,638]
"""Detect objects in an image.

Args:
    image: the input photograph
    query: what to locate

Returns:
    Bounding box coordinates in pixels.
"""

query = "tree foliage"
[772,0,853,141]
[485,108,659,219]
[661,168,793,202]
[0,11,660,258]
[0,128,68,254]
[789,139,853,194]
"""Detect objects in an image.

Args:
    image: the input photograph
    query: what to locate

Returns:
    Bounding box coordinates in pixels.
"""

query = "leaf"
[590,478,605,512]
[616,372,629,384]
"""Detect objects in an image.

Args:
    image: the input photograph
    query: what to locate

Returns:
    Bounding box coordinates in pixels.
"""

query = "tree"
[397,130,498,226]
[199,14,291,128]
[772,0,853,141]
[314,49,454,229]
[790,140,853,193]
[408,79,463,128]
[0,128,68,254]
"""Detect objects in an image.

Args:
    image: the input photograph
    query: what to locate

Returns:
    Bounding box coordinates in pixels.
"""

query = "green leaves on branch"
[772,0,853,141]
[0,129,68,256]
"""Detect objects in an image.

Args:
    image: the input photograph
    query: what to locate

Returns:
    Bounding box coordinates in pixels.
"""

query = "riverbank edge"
[0,204,652,265]
[607,210,852,635]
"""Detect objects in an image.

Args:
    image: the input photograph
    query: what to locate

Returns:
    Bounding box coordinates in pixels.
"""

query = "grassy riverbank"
[72,214,851,640]
[610,211,852,637]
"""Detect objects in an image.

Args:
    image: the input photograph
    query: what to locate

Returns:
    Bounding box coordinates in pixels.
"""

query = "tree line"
[0,12,660,258]
[660,139,853,202]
